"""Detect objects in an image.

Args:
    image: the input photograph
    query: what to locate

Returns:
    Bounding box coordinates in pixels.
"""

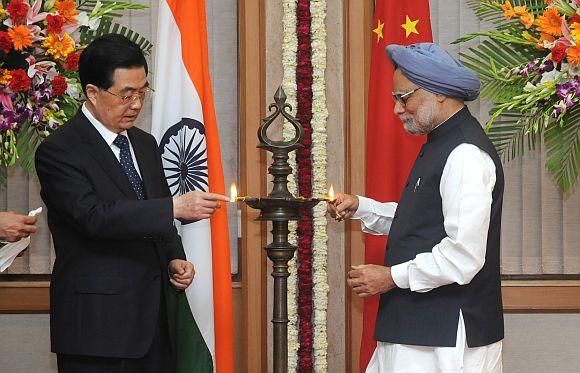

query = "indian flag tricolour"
[151,0,234,372]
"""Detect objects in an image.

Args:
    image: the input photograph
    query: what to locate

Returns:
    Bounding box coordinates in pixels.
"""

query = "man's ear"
[85,84,99,105]
[435,94,447,103]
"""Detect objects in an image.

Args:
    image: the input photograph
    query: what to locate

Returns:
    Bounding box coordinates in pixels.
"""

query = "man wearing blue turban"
[329,43,504,372]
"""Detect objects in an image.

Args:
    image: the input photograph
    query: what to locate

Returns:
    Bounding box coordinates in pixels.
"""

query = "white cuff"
[391,262,410,289]
[352,195,373,219]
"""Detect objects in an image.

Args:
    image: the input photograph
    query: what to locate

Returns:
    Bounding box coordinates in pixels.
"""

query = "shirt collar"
[81,103,129,147]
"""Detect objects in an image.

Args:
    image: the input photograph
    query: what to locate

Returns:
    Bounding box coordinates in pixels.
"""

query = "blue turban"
[386,43,481,101]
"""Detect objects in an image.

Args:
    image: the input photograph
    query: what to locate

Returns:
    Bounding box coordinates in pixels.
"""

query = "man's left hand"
[347,264,396,298]
[168,259,195,291]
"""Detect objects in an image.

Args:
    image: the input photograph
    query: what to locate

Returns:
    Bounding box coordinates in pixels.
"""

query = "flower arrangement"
[455,0,580,191]
[0,0,150,183]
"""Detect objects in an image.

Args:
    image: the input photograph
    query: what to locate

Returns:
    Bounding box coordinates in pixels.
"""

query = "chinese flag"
[361,1,433,372]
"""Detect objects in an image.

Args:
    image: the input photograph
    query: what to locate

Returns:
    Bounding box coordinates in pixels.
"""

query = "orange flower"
[538,32,556,44]
[42,33,75,59]
[0,69,12,86]
[500,0,517,19]
[55,0,79,24]
[537,9,564,36]
[545,0,555,4]
[571,23,580,44]
[567,45,580,66]
[520,12,535,29]
[514,6,527,16]
[7,25,32,51]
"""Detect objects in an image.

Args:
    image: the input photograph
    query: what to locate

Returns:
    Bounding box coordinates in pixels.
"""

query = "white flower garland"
[281,0,299,371]
[310,1,329,371]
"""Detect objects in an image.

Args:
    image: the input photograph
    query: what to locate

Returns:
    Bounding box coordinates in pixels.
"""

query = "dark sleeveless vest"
[374,107,504,347]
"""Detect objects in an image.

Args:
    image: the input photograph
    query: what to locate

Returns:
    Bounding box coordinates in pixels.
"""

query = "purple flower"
[551,98,575,118]
[1,109,18,132]
[0,114,8,132]
[538,60,554,74]
[556,82,574,99]
[572,76,580,96]
[520,59,539,77]
[30,106,46,126]
[30,81,52,104]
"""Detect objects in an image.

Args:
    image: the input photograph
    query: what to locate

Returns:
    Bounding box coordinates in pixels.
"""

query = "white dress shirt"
[82,104,142,178]
[353,143,496,292]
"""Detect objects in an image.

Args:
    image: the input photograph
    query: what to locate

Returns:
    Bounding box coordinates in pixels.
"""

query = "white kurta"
[353,143,503,373]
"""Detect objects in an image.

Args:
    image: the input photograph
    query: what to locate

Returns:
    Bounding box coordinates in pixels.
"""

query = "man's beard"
[399,101,437,135]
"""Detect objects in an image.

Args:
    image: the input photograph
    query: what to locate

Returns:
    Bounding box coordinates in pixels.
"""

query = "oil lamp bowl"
[243,197,323,221]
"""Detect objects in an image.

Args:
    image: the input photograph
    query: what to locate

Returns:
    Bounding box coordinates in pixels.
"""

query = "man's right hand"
[172,191,229,221]
[0,212,38,243]
[327,192,359,221]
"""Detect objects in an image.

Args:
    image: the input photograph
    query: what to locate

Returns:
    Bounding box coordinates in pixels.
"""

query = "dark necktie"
[113,134,145,200]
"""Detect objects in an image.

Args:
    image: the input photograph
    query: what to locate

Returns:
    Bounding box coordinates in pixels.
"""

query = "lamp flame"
[230,183,238,202]
[328,185,335,201]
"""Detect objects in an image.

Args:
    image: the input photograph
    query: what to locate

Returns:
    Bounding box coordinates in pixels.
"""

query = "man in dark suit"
[35,34,228,373]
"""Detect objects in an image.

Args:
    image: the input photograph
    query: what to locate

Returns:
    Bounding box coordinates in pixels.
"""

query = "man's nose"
[130,97,144,110]
[393,101,405,115]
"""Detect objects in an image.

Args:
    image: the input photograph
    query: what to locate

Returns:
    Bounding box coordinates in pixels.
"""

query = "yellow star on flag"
[373,19,384,43]
[401,15,420,38]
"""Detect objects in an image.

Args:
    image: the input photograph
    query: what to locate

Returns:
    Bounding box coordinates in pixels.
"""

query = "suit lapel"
[72,111,138,199]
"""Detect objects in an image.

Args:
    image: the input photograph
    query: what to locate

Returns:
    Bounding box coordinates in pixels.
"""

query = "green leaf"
[544,107,580,193]
[78,1,148,15]
[486,109,546,162]
[14,122,44,175]
[80,16,153,55]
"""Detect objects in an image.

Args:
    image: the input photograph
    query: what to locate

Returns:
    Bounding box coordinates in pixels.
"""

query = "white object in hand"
[0,207,42,272]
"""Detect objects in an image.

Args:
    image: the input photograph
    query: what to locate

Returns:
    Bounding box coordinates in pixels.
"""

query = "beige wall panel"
[541,145,564,274]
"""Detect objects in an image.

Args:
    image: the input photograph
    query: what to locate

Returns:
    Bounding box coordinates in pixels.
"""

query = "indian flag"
[151,0,234,372]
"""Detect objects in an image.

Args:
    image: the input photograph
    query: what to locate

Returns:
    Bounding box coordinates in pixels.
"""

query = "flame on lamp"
[327,185,335,201]
[230,183,238,202]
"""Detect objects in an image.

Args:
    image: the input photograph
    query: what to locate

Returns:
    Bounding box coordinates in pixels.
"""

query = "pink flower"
[0,90,14,112]
[26,0,48,25]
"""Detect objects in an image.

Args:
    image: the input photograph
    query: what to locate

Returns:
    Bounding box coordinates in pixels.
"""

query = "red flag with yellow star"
[362,1,432,371]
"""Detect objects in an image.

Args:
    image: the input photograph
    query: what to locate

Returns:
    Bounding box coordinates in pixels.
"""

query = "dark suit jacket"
[35,110,185,358]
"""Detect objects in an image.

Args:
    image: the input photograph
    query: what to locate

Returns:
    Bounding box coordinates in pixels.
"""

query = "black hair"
[78,33,148,94]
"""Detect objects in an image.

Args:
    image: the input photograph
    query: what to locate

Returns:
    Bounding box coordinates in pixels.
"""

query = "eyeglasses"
[102,87,154,104]
[392,87,421,107]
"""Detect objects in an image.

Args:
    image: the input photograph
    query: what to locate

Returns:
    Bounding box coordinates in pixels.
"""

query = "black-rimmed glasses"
[392,87,421,107]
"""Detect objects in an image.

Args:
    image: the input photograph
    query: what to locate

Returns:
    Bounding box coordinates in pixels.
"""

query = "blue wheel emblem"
[159,118,208,199]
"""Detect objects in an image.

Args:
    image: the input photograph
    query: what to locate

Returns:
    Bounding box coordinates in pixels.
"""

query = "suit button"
[419,152,424,157]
